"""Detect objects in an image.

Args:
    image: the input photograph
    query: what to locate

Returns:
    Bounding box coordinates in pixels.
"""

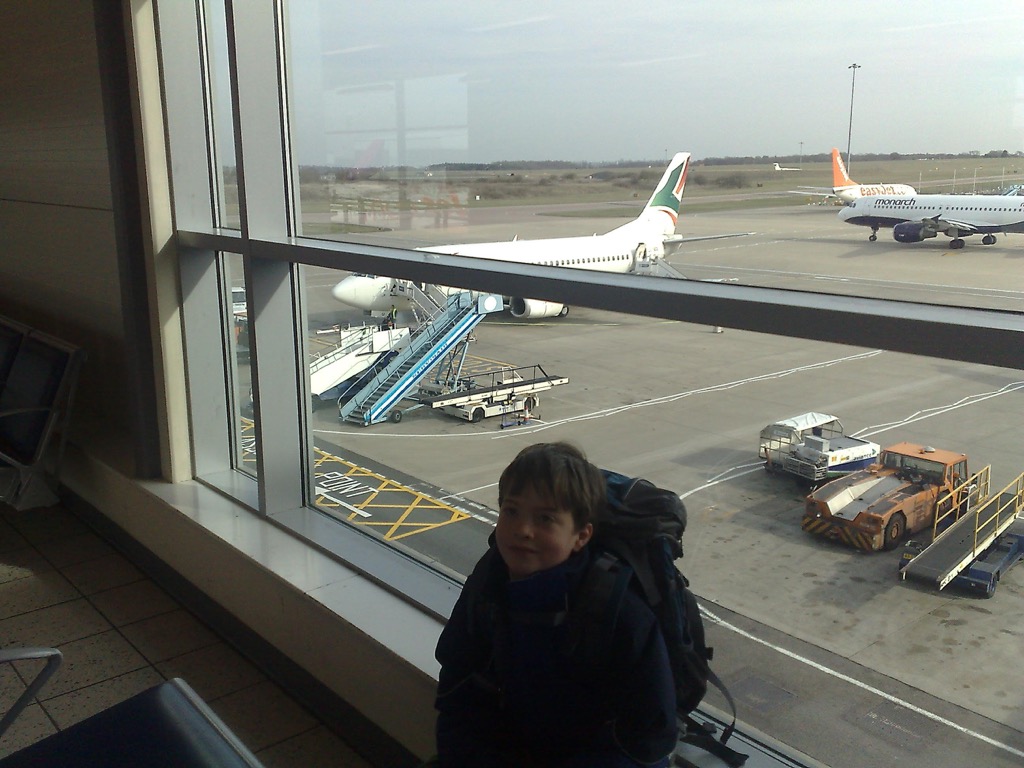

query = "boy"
[434,442,677,767]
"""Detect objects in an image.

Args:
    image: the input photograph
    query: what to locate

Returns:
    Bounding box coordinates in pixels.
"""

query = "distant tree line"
[273,149,1022,184]
[700,150,1020,167]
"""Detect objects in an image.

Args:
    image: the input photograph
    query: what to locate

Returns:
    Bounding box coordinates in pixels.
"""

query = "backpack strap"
[679,711,748,767]
[561,552,632,666]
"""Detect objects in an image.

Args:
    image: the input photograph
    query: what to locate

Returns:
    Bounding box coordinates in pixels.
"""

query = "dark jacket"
[435,546,677,768]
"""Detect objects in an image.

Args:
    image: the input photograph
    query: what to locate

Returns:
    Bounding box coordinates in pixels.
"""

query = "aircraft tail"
[630,152,691,237]
[832,147,855,188]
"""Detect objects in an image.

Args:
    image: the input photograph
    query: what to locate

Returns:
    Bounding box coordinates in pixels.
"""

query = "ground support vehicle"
[418,365,568,423]
[900,472,1024,596]
[802,443,987,552]
[760,412,879,483]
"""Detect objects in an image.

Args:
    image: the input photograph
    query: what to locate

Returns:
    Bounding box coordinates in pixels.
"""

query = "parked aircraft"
[838,193,1024,248]
[331,152,747,319]
[794,148,916,204]
[772,162,800,171]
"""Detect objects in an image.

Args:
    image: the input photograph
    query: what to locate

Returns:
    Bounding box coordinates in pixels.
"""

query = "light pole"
[846,63,861,173]
[799,141,803,167]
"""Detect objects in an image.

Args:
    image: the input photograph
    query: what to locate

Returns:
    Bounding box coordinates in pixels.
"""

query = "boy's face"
[495,483,593,579]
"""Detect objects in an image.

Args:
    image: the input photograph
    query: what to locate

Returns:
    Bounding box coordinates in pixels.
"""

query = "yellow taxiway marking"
[312,448,471,540]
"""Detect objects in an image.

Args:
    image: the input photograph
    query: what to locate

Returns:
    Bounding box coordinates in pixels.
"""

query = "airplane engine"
[892,222,936,243]
[509,297,567,319]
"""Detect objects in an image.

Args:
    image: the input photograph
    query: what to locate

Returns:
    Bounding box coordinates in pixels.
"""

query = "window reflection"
[224,254,255,476]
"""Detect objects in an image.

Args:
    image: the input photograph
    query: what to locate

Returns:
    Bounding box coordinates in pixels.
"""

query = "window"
[156,3,1024,764]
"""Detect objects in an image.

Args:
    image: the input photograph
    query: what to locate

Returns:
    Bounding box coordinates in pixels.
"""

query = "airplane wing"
[921,215,981,237]
[664,232,754,244]
[663,232,753,258]
[789,187,834,198]
[647,233,754,277]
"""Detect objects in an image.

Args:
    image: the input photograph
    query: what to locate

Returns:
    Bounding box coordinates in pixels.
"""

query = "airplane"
[794,148,916,204]
[773,162,801,172]
[331,152,750,319]
[837,193,1024,248]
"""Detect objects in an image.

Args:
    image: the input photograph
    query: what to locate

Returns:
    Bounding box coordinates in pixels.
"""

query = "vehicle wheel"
[869,233,877,242]
[982,234,996,245]
[471,408,484,423]
[389,409,403,423]
[951,238,965,249]
[883,513,907,551]
[559,305,569,317]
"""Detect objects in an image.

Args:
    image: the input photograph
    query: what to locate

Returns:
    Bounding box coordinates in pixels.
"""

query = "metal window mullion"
[179,247,234,476]
[226,1,307,514]
[154,0,218,231]
[247,256,308,514]
[225,0,294,239]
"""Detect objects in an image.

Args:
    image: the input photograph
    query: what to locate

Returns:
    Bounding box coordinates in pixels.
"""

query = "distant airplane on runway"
[838,193,1024,248]
[794,148,916,204]
[773,162,801,172]
[331,152,750,319]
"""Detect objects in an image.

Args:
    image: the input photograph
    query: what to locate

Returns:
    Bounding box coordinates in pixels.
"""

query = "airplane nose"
[331,278,357,304]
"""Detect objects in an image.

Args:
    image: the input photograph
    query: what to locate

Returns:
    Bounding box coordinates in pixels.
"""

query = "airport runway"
[296,201,1024,767]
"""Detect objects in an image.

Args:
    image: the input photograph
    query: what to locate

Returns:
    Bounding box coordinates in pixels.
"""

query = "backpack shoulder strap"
[561,551,633,665]
[680,709,748,767]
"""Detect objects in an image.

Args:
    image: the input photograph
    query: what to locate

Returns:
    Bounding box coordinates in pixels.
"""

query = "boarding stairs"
[635,257,688,279]
[380,278,450,325]
[308,324,410,400]
[902,469,1023,590]
[339,291,503,426]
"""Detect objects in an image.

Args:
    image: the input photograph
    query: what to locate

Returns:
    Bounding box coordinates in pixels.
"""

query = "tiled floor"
[0,501,376,767]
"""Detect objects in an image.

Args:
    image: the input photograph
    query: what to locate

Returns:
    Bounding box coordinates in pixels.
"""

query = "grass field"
[288,155,1024,229]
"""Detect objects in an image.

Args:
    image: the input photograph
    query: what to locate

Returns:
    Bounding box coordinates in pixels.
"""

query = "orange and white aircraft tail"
[832,147,855,187]
[791,147,916,203]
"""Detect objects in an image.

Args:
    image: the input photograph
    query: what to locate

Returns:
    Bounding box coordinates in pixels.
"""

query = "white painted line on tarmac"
[492,350,885,439]
[701,605,1024,761]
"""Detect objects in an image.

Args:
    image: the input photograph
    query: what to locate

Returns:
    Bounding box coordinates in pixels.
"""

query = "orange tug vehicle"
[802,443,984,552]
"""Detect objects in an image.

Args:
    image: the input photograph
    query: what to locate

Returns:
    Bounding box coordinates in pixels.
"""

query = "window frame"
[158,1,1024,622]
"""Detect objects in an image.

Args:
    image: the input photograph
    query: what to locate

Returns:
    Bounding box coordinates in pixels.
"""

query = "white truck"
[442,392,540,424]
[759,412,880,485]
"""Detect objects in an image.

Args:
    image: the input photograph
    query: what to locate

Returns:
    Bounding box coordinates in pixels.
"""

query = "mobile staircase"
[900,469,1024,596]
[309,324,410,402]
[338,291,503,426]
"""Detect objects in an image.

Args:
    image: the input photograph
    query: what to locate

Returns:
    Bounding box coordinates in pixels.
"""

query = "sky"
[284,1,1024,165]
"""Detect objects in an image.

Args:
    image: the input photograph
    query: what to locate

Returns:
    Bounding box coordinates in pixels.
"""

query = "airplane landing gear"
[950,238,966,250]
[982,234,997,245]
[869,227,878,242]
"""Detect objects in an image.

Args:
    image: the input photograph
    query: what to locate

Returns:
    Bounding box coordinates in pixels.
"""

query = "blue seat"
[0,325,84,510]
[0,648,265,767]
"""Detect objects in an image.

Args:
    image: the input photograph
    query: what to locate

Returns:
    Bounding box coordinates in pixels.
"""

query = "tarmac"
[291,200,1024,767]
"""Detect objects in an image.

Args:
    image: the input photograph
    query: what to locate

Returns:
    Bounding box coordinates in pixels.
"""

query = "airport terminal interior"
[2,4,1022,768]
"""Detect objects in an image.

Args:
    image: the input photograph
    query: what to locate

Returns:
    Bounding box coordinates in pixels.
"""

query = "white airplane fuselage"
[833,183,916,204]
[332,223,663,318]
[839,193,1024,247]
[332,152,692,319]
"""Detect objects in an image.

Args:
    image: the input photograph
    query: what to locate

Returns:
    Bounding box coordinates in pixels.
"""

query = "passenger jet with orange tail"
[331,152,748,319]
[794,148,916,204]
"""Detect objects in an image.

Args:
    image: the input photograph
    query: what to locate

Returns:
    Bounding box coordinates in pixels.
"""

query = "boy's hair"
[498,442,605,531]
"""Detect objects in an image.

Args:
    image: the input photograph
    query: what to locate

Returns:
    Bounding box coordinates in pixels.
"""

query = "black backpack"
[569,469,747,767]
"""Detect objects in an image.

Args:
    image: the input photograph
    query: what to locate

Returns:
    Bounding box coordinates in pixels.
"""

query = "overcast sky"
[286,1,1024,165]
